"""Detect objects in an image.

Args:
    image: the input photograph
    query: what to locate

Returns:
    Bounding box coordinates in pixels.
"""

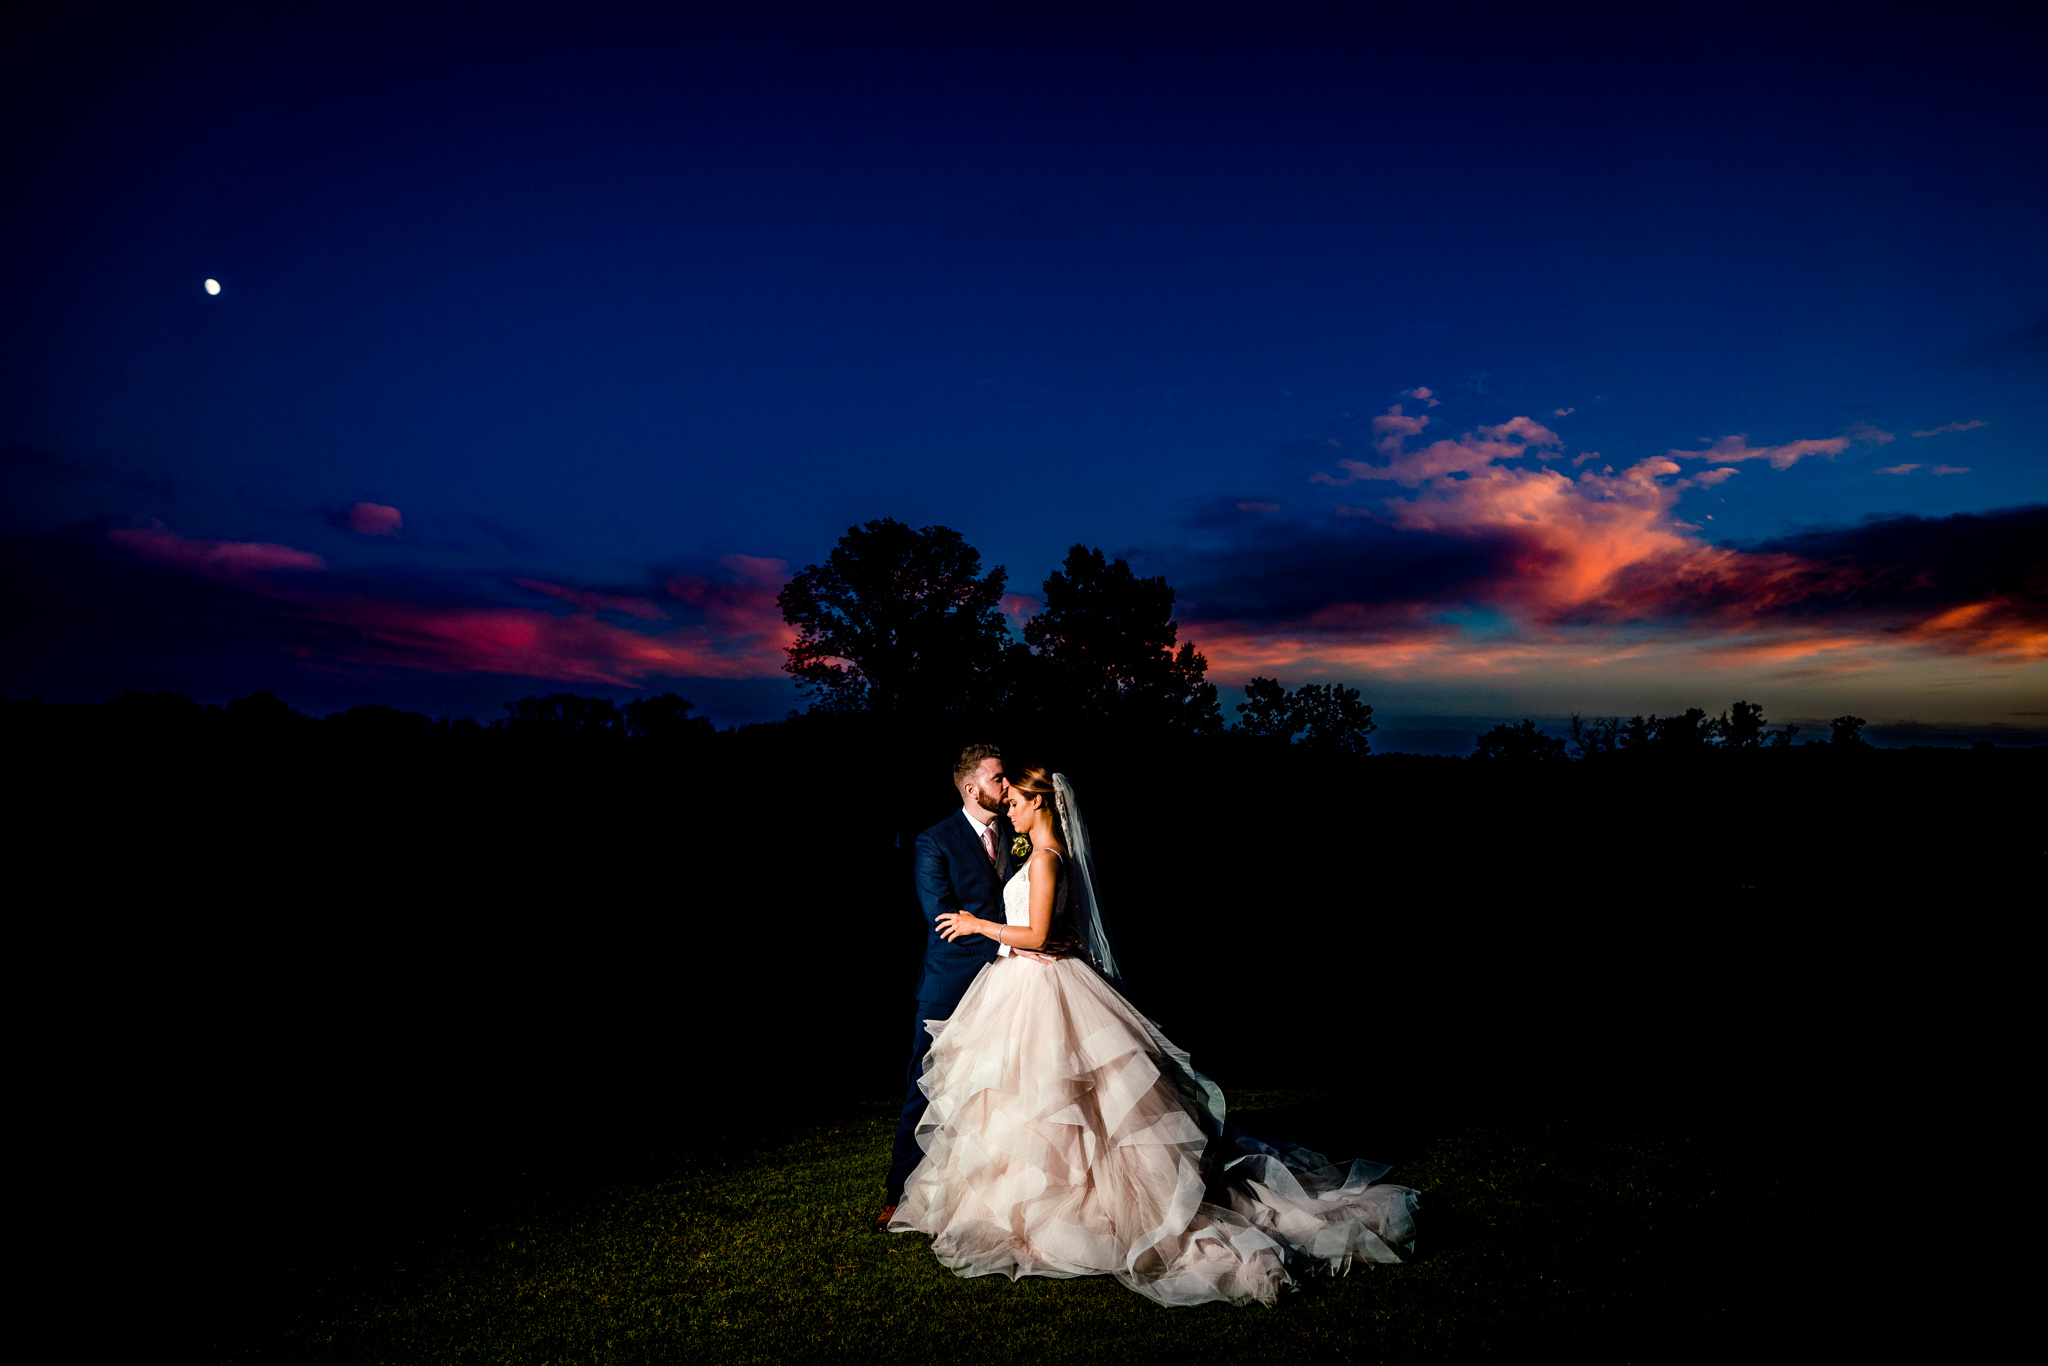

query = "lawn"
[225,1091,1749,1364]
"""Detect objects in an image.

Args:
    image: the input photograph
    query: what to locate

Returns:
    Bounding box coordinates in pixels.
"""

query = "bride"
[888,766,1419,1308]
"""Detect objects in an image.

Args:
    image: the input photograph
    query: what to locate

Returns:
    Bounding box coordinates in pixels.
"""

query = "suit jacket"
[912,808,1016,1007]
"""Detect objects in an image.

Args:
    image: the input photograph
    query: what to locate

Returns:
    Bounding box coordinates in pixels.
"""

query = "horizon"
[5,6,2043,739]
[13,681,2038,756]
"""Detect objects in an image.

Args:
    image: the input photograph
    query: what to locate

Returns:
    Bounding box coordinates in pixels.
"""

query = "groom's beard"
[971,787,1005,817]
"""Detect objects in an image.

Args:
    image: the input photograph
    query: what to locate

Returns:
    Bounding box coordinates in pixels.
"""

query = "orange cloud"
[1903,598,2048,659]
[1220,417,2048,687]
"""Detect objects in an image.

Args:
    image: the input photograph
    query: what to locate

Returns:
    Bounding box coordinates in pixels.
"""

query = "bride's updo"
[1010,765,1063,845]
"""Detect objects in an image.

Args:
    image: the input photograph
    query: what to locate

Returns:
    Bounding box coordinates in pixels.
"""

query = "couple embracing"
[877,744,1419,1309]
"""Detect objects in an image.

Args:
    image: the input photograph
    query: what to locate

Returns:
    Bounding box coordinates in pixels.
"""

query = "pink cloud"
[1000,592,1041,631]
[1310,462,1373,487]
[717,554,791,586]
[1911,419,1987,438]
[346,502,403,535]
[1254,410,2039,678]
[1680,467,1741,489]
[1932,465,1970,475]
[110,521,798,684]
[1315,411,1565,491]
[1398,386,1441,408]
[1553,407,1575,417]
[1877,463,1923,475]
[1673,433,1852,470]
[515,579,670,620]
[307,595,789,684]
[1476,417,1562,447]
[1182,390,2048,703]
[317,554,795,683]
[1371,405,1431,442]
[109,525,326,578]
[661,555,798,656]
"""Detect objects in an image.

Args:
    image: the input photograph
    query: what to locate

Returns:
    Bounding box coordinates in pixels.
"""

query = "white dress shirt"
[961,805,1011,957]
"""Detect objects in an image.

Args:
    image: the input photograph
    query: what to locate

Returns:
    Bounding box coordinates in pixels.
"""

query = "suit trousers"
[886,997,953,1203]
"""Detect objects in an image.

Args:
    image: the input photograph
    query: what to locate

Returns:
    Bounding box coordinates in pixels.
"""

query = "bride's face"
[1005,788,1043,834]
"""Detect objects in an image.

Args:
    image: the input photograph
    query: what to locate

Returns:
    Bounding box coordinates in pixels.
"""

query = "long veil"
[1052,774,1126,995]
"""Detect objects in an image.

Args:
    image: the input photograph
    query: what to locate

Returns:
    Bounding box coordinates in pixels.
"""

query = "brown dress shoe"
[871,1203,899,1232]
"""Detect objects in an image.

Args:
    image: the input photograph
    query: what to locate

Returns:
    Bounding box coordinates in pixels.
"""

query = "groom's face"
[965,758,1009,816]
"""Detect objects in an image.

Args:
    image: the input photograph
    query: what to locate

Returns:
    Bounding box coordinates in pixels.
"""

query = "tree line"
[1472,704,1877,762]
[776,517,1378,754]
[776,518,1891,761]
[0,517,2014,760]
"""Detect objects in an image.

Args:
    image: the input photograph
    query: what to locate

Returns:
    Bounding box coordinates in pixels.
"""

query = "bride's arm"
[935,851,1057,952]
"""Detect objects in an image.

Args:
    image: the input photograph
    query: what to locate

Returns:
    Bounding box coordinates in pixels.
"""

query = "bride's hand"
[935,912,980,942]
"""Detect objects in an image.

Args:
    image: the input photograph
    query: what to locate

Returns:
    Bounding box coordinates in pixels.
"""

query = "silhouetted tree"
[1234,677,1295,740]
[1473,719,1569,762]
[1233,676,1375,756]
[1720,700,1767,749]
[219,691,314,750]
[1830,714,1867,747]
[777,519,1010,716]
[624,692,714,742]
[326,703,437,742]
[1024,545,1221,732]
[1568,714,1621,759]
[1292,683,1376,757]
[1654,707,1715,753]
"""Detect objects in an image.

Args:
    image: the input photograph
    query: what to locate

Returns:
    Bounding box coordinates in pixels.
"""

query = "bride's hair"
[1010,766,1064,845]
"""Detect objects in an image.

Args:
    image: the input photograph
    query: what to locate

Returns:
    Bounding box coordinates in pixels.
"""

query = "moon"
[204,279,220,295]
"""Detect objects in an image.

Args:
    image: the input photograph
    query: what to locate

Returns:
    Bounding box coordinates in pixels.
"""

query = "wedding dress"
[890,790,1418,1308]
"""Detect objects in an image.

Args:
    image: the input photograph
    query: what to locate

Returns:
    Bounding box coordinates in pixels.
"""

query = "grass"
[227,1092,1750,1364]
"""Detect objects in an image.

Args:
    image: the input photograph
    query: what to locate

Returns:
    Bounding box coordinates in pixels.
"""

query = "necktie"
[981,821,997,865]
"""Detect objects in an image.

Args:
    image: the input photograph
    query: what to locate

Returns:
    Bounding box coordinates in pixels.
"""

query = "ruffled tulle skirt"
[889,955,1419,1307]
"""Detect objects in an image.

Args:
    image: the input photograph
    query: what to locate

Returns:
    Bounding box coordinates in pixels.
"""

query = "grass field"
[224,1090,1752,1364]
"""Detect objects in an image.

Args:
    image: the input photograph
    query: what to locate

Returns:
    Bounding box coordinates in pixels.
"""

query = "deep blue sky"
[5,4,2044,745]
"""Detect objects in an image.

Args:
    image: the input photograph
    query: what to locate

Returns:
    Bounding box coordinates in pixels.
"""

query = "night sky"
[6,5,2043,749]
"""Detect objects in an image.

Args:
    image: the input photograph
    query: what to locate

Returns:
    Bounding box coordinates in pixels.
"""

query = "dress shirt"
[961,804,1012,957]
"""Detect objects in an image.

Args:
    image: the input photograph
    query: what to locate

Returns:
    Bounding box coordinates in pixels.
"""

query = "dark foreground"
[13,701,2035,1359]
[217,1094,1749,1364]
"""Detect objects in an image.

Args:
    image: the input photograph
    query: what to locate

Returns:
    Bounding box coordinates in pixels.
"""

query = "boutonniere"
[1010,834,1032,860]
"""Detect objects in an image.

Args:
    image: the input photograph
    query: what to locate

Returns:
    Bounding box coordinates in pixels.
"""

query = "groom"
[875,743,1016,1231]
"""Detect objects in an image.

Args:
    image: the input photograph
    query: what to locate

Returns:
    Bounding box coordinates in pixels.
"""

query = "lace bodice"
[1000,851,1068,946]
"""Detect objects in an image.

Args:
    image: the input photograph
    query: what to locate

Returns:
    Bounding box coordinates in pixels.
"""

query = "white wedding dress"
[890,854,1419,1307]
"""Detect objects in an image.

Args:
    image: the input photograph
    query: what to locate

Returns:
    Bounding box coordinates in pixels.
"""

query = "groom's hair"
[953,743,1002,789]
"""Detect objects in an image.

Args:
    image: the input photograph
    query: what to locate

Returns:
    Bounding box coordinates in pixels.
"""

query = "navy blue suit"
[886,807,1015,1202]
